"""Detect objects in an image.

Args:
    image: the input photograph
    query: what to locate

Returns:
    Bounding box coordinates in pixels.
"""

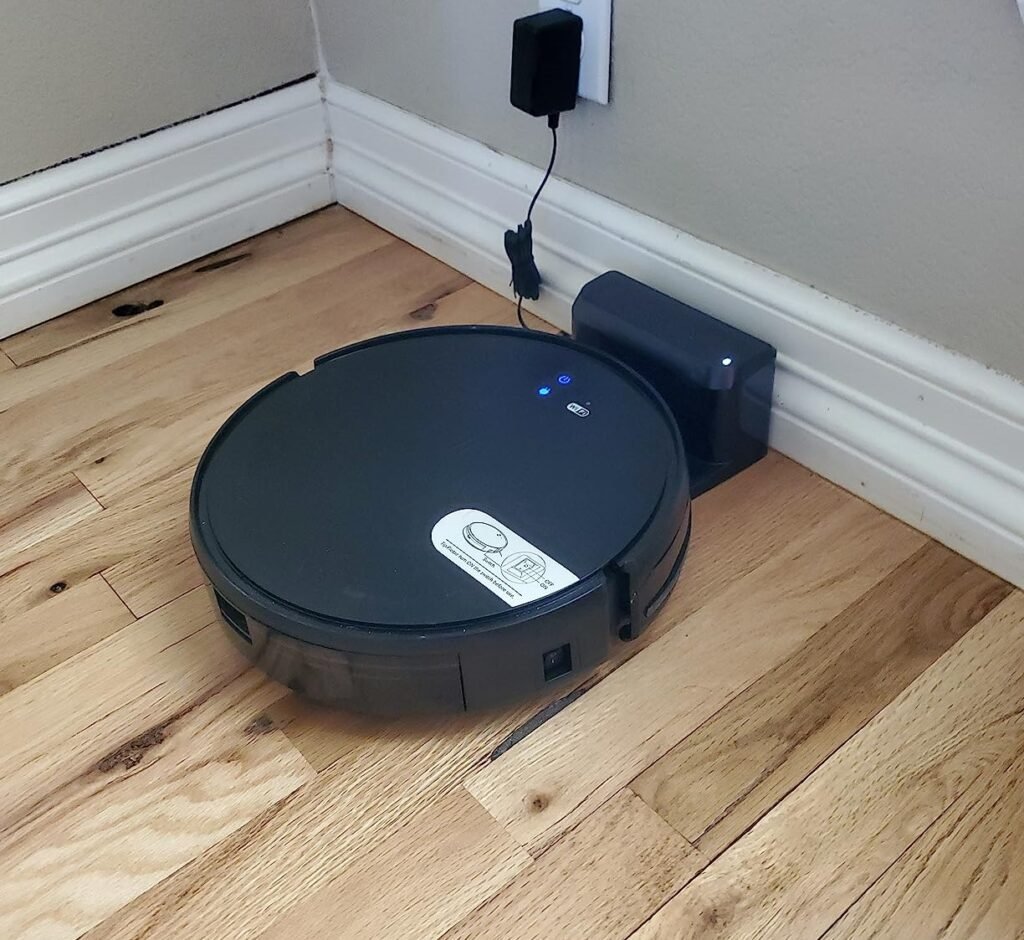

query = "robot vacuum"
[190,325,691,713]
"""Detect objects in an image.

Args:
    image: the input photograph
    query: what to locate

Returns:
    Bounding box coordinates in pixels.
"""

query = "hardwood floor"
[0,206,1021,940]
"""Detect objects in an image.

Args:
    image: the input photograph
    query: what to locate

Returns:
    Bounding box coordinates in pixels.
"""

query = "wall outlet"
[539,0,612,105]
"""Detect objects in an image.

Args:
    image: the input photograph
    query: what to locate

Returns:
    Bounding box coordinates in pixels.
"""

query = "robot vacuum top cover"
[191,325,691,709]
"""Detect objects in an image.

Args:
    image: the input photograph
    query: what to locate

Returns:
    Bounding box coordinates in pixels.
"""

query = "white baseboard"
[0,79,332,338]
[326,81,1024,589]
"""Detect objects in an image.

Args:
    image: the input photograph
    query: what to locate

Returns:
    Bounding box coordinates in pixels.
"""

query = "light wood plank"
[258,789,531,940]
[0,278,490,625]
[0,574,134,693]
[74,379,264,507]
[0,465,193,623]
[0,670,311,940]
[0,470,67,539]
[0,349,14,372]
[74,279,509,508]
[664,452,851,629]
[101,505,205,617]
[0,207,389,369]
[826,749,1024,940]
[464,499,926,855]
[632,542,1011,858]
[259,694,423,773]
[0,473,102,566]
[443,791,706,940]
[0,215,400,544]
[91,286,514,615]
[0,239,463,515]
[0,217,390,525]
[630,590,1024,940]
[87,699,556,940]
[0,586,247,832]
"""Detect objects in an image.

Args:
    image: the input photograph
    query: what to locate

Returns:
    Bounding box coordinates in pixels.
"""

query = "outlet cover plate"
[539,0,611,105]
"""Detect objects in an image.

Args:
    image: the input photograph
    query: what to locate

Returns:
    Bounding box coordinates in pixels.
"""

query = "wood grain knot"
[702,906,728,928]
[194,253,252,274]
[96,725,168,772]
[526,792,550,813]
[112,299,164,318]
[49,581,68,593]
[408,303,437,321]
[245,714,275,735]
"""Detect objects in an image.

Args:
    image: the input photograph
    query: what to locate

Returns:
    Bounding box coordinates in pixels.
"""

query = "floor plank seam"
[663,676,905,856]
[816,794,967,940]
[530,774,641,861]
[6,310,164,367]
[688,650,990,860]
[488,678,600,761]
[98,570,133,611]
[617,808,713,940]
[72,468,107,509]
[98,570,202,621]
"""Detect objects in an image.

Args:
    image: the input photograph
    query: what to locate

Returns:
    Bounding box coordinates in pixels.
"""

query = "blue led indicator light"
[557,374,572,385]
[538,386,552,397]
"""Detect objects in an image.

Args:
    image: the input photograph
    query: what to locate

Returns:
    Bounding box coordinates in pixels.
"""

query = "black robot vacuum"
[191,275,775,713]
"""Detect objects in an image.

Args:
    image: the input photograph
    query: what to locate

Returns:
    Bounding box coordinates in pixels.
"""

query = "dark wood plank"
[826,748,1024,940]
[443,791,705,940]
[630,591,1024,940]
[464,501,926,855]
[632,542,1012,858]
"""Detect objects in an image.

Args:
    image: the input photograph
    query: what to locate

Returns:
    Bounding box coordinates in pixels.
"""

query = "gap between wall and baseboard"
[0,78,332,338]
[324,81,1024,590]
[1,75,1022,592]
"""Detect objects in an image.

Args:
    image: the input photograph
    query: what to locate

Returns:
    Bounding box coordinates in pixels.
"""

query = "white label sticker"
[431,509,579,607]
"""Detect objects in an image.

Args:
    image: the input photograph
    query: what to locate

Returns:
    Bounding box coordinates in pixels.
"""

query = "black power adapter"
[505,9,583,326]
[510,9,583,119]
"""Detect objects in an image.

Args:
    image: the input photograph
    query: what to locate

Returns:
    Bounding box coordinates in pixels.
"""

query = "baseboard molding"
[0,79,332,338]
[326,81,1024,588]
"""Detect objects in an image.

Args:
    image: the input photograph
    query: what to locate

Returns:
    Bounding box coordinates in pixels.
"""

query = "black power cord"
[505,114,559,330]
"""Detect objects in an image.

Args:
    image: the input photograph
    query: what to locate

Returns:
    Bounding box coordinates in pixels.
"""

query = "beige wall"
[316,0,1024,382]
[1,0,315,183]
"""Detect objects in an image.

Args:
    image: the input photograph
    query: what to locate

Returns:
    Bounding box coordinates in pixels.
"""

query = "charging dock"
[573,272,776,497]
